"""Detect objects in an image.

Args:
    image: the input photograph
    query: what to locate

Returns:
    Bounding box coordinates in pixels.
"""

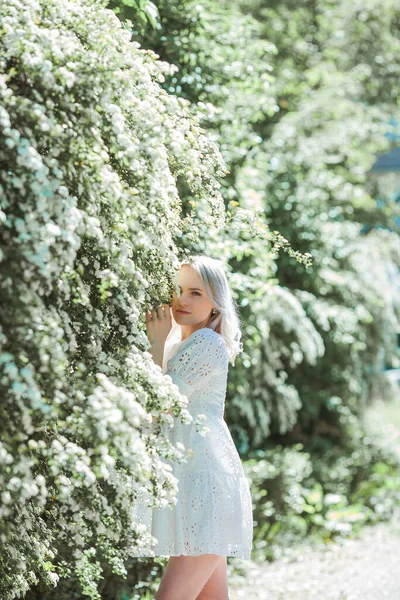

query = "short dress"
[133,327,253,559]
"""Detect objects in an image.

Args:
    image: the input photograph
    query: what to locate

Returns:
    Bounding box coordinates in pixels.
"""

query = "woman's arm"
[145,304,173,420]
[149,341,164,368]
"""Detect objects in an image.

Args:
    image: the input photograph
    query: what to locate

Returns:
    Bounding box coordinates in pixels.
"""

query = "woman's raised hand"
[145,303,172,347]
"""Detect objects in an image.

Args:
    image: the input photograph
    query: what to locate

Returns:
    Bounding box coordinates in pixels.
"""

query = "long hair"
[168,255,243,366]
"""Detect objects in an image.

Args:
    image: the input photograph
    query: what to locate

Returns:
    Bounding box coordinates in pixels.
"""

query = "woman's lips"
[176,310,190,314]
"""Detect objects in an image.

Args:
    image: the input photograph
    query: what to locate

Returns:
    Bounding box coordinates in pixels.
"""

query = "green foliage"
[246,434,400,561]
[110,0,160,34]
[232,0,400,449]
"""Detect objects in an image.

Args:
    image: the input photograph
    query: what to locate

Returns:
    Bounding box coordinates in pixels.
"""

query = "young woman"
[141,255,253,600]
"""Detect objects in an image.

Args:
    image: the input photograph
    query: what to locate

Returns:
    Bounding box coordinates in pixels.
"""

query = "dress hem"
[135,551,252,560]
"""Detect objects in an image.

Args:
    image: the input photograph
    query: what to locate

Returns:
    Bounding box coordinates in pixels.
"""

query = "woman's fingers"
[145,304,171,321]
[161,304,171,318]
[155,304,171,319]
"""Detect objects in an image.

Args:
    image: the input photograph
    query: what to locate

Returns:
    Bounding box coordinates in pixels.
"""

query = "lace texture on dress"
[134,327,253,559]
[164,328,228,401]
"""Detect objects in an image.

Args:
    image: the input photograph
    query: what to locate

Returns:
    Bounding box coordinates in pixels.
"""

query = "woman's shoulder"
[187,327,223,344]
[173,327,227,357]
[165,327,228,374]
[188,328,228,360]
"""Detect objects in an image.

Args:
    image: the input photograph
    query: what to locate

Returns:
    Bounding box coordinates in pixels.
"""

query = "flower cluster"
[0,0,226,597]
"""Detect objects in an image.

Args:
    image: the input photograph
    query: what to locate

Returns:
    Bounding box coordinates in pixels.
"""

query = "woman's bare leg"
[195,556,229,600]
[155,554,222,600]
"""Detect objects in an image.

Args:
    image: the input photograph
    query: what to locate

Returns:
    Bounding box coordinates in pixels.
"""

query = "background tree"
[234,0,400,450]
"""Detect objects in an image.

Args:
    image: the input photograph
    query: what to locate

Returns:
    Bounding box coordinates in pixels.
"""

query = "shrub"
[0,0,226,597]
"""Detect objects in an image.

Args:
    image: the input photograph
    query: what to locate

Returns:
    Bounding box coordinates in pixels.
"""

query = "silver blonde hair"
[170,254,243,366]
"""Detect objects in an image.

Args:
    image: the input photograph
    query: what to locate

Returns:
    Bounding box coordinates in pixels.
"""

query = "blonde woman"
[142,255,253,600]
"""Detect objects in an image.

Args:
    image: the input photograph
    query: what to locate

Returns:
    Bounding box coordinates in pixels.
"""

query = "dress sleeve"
[165,330,227,400]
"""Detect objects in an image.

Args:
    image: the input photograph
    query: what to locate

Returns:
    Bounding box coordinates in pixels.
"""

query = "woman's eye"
[178,289,200,296]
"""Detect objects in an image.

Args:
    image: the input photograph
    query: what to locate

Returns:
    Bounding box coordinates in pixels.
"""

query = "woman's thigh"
[155,554,222,600]
[196,555,228,600]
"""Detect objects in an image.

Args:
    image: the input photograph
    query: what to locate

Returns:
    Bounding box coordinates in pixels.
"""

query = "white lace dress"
[134,327,253,559]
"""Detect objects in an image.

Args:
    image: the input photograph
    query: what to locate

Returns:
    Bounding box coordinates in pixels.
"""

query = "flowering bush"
[0,0,227,596]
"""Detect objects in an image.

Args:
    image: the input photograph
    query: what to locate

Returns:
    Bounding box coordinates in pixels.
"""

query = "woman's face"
[171,265,214,327]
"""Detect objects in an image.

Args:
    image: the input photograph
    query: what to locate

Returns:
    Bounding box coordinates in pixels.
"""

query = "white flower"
[1,491,12,504]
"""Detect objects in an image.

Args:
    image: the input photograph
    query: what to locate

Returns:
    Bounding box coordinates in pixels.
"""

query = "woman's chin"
[174,312,190,320]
